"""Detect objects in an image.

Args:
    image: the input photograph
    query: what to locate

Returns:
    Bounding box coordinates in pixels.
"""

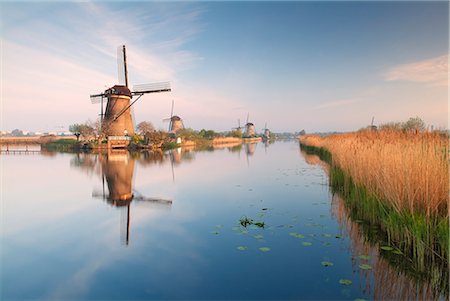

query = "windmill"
[163,99,184,133]
[262,122,270,140]
[232,119,243,135]
[90,45,171,141]
[244,113,255,137]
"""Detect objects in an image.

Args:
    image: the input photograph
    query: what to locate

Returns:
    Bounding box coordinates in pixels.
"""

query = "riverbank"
[299,131,449,297]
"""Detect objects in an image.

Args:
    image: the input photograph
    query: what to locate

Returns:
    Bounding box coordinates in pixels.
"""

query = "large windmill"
[244,113,255,137]
[163,99,184,133]
[90,45,171,140]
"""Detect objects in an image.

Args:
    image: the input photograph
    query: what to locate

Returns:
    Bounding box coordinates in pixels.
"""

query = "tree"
[379,122,403,131]
[69,122,96,141]
[403,116,426,132]
[11,129,24,136]
[136,121,155,135]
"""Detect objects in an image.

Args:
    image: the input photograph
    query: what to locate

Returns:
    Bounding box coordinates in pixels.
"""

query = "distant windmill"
[163,99,184,133]
[244,113,255,137]
[262,122,270,140]
[232,119,243,134]
[90,45,171,138]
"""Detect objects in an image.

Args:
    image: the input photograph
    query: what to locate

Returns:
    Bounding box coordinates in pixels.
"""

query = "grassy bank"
[41,139,80,151]
[299,131,449,295]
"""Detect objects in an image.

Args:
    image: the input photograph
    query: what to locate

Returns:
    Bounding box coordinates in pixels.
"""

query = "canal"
[1,141,446,300]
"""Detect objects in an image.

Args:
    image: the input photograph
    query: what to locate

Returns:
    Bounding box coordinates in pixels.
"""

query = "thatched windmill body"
[244,113,255,137]
[163,99,184,133]
[90,45,171,140]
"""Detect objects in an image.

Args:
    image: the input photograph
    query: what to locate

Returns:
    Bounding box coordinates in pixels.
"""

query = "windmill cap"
[106,85,132,97]
[246,122,254,126]
[171,115,182,121]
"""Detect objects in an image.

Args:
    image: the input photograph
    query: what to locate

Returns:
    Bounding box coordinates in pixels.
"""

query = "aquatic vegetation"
[302,242,312,246]
[237,246,248,251]
[321,261,334,267]
[300,132,449,297]
[339,279,353,285]
[259,247,270,252]
[359,264,372,270]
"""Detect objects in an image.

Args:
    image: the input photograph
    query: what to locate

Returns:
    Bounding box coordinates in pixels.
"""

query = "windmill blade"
[162,118,171,122]
[117,45,127,86]
[90,93,106,104]
[132,82,171,94]
[170,99,174,118]
[246,113,249,124]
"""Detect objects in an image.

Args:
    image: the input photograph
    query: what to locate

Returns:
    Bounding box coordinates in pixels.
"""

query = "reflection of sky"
[2,142,425,299]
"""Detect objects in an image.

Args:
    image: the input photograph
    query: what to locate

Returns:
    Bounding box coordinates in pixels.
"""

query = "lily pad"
[354,299,367,301]
[259,247,271,252]
[289,232,298,237]
[302,242,313,246]
[322,234,332,237]
[211,231,219,235]
[359,264,372,270]
[254,235,264,240]
[339,279,353,285]
[232,227,240,231]
[237,246,248,251]
[321,261,334,267]
[323,242,332,247]
[335,235,342,239]
[358,255,371,260]
[295,234,305,238]
[381,246,394,251]
[215,225,224,228]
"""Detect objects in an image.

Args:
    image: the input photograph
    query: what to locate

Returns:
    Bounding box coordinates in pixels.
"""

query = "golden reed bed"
[300,130,448,218]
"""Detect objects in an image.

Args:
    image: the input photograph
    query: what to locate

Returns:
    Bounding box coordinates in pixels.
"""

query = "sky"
[0,1,448,133]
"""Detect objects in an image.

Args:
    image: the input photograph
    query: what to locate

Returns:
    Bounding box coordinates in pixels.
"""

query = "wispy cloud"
[313,98,362,110]
[385,54,448,87]
[1,2,206,131]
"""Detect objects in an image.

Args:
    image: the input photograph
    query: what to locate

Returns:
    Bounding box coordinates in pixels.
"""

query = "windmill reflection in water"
[92,150,172,245]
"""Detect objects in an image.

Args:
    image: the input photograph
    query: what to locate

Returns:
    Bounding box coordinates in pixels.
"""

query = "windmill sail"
[117,46,127,87]
[133,82,171,94]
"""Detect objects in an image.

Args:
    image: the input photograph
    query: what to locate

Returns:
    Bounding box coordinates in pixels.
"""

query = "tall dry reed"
[300,130,448,218]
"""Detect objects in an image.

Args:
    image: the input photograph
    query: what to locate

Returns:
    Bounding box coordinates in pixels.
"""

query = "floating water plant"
[253,235,264,240]
[359,264,372,270]
[321,261,334,267]
[259,247,271,252]
[237,246,248,251]
[302,242,312,246]
[339,279,353,285]
[358,255,371,260]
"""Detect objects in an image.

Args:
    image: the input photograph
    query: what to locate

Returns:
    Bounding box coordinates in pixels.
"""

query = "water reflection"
[300,144,448,300]
[73,150,173,245]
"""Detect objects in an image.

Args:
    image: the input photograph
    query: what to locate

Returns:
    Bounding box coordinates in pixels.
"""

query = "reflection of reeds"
[331,193,447,300]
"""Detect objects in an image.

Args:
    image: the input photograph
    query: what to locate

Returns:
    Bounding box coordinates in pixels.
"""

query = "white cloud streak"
[385,54,448,87]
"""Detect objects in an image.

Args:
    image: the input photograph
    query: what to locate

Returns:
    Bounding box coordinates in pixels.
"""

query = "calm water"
[1,141,443,300]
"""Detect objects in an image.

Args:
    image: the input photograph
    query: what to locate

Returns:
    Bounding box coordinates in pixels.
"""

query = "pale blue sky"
[1,1,448,133]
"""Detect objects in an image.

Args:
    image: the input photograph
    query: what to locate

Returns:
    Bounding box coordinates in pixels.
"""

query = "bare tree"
[136,121,155,135]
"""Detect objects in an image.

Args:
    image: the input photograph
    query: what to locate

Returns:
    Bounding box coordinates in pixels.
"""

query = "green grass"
[41,139,79,151]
